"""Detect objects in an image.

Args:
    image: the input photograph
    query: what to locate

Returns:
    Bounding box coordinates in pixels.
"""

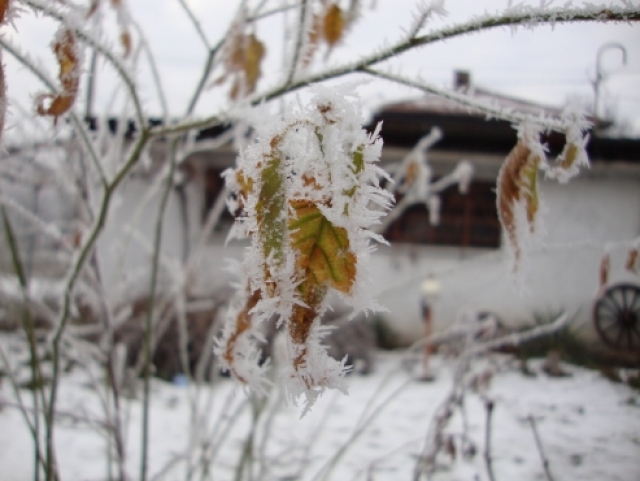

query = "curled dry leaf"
[36,29,80,121]
[221,287,262,383]
[496,138,542,268]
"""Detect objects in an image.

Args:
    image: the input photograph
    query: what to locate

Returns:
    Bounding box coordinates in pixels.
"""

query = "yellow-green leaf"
[559,142,578,170]
[257,156,286,267]
[244,34,265,93]
[289,200,356,294]
[351,145,364,174]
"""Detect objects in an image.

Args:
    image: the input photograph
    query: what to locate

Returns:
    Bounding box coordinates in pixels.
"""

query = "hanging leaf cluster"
[218,20,266,100]
[216,87,392,412]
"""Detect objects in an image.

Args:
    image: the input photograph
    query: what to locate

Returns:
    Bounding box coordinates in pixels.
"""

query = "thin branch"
[286,0,310,85]
[405,0,447,40]
[0,201,50,481]
[528,415,555,481]
[248,2,298,22]
[177,0,210,49]
[152,5,640,138]
[46,129,151,481]
[184,47,219,117]
[133,20,169,122]
[141,140,179,481]
[484,400,496,481]
[414,312,570,479]
[362,67,567,132]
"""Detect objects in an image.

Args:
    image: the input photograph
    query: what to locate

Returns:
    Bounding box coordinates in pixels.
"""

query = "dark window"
[384,181,501,248]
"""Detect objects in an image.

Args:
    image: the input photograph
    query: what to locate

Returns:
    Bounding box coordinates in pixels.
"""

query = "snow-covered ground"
[0,334,639,481]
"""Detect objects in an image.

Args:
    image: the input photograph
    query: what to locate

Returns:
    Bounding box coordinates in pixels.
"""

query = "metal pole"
[593,43,627,131]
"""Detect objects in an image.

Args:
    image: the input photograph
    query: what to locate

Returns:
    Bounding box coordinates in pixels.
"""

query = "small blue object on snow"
[173,374,188,387]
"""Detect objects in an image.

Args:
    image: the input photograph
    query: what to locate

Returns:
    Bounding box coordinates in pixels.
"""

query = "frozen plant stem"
[528,415,555,481]
[1,202,49,481]
[141,138,179,481]
[484,400,496,481]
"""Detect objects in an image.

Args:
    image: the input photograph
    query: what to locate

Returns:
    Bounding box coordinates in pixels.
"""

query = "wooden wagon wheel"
[593,283,640,352]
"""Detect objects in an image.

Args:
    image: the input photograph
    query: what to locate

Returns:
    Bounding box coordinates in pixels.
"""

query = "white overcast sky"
[4,0,640,135]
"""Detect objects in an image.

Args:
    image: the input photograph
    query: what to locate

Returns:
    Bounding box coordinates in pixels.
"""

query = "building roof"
[369,73,638,163]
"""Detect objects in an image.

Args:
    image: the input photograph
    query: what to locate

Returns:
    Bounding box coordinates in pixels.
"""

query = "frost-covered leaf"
[36,28,81,121]
[289,199,356,295]
[222,87,390,412]
[256,155,286,278]
[496,131,544,270]
[219,288,262,383]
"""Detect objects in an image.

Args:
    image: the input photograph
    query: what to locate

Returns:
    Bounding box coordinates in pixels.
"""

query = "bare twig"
[413,312,570,480]
[484,400,496,481]
[141,139,179,481]
[177,0,210,49]
[286,0,310,85]
[528,415,555,481]
[151,5,640,138]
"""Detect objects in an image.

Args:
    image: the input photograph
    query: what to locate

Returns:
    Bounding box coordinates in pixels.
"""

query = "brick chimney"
[454,70,471,90]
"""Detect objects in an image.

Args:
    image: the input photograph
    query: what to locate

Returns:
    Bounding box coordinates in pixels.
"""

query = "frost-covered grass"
[1,333,638,481]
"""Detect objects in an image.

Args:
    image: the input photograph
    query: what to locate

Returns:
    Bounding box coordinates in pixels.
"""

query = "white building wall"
[368,172,640,344]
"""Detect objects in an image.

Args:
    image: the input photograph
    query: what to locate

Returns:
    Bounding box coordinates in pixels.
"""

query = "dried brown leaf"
[120,31,132,57]
[625,248,638,274]
[599,252,610,287]
[36,29,80,120]
[222,288,261,383]
[302,14,323,67]
[496,140,541,267]
[323,3,344,47]
[243,34,265,94]
[0,0,10,24]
